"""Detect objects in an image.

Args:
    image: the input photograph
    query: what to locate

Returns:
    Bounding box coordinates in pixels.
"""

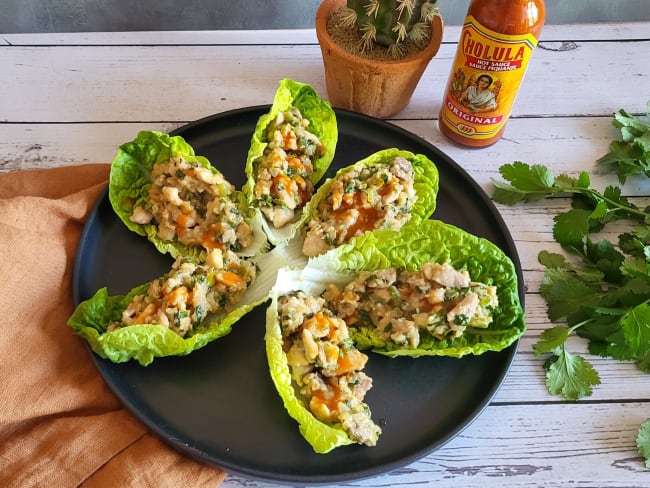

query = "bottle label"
[440,15,539,140]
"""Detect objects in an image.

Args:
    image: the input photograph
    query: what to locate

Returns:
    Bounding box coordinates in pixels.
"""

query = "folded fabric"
[0,164,227,488]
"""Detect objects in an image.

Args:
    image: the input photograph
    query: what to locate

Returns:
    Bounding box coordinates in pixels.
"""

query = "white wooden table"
[2,22,650,488]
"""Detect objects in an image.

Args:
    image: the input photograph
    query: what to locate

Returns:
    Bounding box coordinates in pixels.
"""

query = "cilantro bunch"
[597,100,650,183]
[491,101,650,467]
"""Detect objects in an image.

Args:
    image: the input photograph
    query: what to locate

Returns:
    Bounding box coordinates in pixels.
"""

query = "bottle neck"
[468,0,546,38]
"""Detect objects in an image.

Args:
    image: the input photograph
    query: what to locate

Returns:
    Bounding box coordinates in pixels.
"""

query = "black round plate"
[73,106,524,485]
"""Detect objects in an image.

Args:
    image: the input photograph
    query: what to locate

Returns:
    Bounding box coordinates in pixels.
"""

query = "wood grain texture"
[2,24,649,488]
[1,35,648,123]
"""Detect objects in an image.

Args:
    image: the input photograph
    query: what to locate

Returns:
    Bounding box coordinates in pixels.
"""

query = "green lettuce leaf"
[243,78,338,245]
[68,244,292,366]
[108,130,267,259]
[307,218,525,357]
[284,147,439,257]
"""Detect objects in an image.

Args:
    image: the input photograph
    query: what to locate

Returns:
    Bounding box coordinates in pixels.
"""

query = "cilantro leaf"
[544,347,601,401]
[538,250,570,269]
[553,209,591,248]
[491,162,564,204]
[585,239,625,283]
[637,419,650,469]
[619,302,650,359]
[540,268,601,323]
[499,161,556,191]
[597,102,650,183]
[637,351,650,373]
[532,326,570,355]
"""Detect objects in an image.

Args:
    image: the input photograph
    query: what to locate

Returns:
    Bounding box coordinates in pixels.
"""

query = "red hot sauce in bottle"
[438,0,546,147]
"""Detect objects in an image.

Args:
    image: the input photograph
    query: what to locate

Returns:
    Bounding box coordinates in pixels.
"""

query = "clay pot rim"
[315,0,444,68]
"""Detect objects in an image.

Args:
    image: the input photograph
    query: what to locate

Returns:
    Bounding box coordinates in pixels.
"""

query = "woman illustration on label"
[459,74,498,113]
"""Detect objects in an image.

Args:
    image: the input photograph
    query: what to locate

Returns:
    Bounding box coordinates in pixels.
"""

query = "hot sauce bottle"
[438,0,546,147]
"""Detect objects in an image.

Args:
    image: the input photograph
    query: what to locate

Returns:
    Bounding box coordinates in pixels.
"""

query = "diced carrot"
[176,213,189,231]
[201,234,224,250]
[133,311,151,324]
[166,286,189,306]
[310,385,341,420]
[325,345,339,364]
[336,354,354,375]
[214,270,244,287]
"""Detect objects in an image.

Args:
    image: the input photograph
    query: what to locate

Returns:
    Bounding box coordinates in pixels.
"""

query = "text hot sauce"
[438,0,545,147]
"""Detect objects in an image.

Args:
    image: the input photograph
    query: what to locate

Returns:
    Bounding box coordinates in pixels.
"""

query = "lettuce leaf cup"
[109,130,268,259]
[68,245,292,366]
[243,78,338,245]
[292,148,439,258]
[265,267,381,454]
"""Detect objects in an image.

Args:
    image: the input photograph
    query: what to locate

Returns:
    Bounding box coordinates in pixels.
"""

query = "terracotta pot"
[315,0,444,118]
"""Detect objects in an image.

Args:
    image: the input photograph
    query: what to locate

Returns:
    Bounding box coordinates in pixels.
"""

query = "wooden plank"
[0,29,321,46]
[220,402,650,488]
[2,22,649,46]
[1,39,648,122]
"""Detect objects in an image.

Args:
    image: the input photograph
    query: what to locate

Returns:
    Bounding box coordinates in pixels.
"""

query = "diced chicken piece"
[365,268,397,288]
[341,411,381,447]
[389,317,419,348]
[389,156,414,181]
[346,372,373,400]
[286,343,310,367]
[422,262,470,288]
[205,248,224,269]
[129,206,153,224]
[425,287,446,305]
[329,180,345,210]
[220,226,237,246]
[157,221,175,241]
[380,182,403,205]
[235,222,253,248]
[447,292,479,325]
[194,166,223,185]
[263,206,295,228]
[161,185,184,206]
[254,177,272,199]
[301,230,332,257]
[335,290,361,319]
[302,328,321,362]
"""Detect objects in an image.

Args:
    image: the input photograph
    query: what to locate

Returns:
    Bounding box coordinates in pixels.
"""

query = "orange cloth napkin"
[0,164,227,488]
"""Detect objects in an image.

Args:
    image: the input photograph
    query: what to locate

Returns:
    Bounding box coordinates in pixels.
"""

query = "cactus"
[341,0,440,57]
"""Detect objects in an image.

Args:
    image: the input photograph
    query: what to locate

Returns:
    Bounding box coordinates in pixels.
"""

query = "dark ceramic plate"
[73,106,524,485]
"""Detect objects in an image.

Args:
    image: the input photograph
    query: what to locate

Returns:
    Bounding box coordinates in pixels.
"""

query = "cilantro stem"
[581,188,647,220]
[567,319,593,334]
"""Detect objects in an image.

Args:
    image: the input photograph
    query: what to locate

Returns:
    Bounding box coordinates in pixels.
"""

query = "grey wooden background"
[2,0,650,33]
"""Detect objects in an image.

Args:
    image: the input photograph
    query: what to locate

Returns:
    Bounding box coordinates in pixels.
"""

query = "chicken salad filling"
[129,157,253,253]
[252,108,325,229]
[324,263,499,349]
[302,156,418,257]
[108,248,257,337]
[277,290,382,447]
